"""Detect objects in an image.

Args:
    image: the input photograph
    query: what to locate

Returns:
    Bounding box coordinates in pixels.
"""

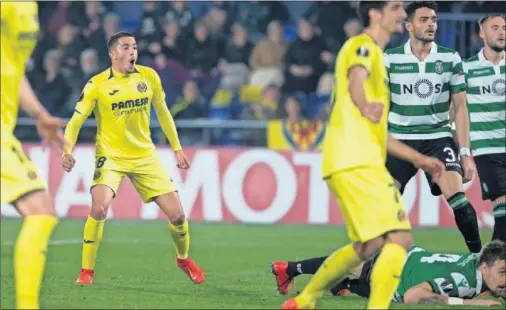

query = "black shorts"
[386,137,463,196]
[474,154,506,201]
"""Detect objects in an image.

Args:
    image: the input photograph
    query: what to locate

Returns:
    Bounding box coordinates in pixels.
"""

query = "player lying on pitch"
[272,240,505,307]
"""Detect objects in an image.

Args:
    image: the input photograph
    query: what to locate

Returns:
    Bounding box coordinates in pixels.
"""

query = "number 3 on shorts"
[96,156,107,168]
[443,147,456,163]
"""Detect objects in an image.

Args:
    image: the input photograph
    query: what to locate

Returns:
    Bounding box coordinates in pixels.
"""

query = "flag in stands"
[267,120,326,151]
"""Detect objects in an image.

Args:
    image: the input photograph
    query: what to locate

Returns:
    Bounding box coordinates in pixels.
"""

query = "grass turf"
[1,219,502,309]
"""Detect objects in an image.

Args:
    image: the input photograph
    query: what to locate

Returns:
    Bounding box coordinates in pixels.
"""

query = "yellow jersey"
[64,65,182,159]
[321,33,390,177]
[1,2,39,141]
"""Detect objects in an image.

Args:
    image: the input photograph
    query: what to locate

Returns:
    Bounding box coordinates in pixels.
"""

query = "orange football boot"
[271,261,295,295]
[176,257,205,284]
[282,297,316,310]
[75,268,94,285]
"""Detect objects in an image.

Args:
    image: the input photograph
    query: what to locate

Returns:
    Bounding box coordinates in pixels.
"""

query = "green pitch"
[1,219,503,309]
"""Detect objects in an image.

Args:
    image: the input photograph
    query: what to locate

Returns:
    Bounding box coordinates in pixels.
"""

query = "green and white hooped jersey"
[385,40,467,140]
[463,49,505,157]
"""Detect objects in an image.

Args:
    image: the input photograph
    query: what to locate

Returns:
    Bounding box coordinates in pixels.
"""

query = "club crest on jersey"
[27,170,37,180]
[435,60,444,75]
[137,82,148,93]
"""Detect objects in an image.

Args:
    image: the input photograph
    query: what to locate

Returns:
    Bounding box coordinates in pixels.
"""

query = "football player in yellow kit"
[1,2,67,309]
[61,32,205,285]
[282,1,445,309]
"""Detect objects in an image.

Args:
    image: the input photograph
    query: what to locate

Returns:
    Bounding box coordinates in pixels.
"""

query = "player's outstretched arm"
[348,66,384,124]
[61,81,96,172]
[19,75,67,151]
[404,282,500,306]
[387,134,445,183]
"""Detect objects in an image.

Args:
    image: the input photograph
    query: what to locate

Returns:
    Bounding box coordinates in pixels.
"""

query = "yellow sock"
[368,243,408,309]
[296,244,362,309]
[169,220,189,259]
[82,216,105,270]
[15,215,58,310]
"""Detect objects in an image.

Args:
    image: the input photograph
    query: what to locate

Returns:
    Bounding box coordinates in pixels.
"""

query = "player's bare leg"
[283,236,386,309]
[14,190,58,309]
[76,185,114,285]
[439,171,481,252]
[153,192,205,284]
[491,196,506,243]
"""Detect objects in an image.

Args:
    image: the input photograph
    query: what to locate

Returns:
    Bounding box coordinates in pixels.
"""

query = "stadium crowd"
[25,1,502,145]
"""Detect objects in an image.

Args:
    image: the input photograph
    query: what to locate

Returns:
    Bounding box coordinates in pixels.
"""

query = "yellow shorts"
[1,138,47,204]
[326,166,411,243]
[92,152,176,203]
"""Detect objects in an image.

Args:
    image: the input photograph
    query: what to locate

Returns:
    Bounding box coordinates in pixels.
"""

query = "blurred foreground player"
[1,2,67,309]
[281,1,445,309]
[274,240,505,307]
[462,14,505,243]
[62,32,205,285]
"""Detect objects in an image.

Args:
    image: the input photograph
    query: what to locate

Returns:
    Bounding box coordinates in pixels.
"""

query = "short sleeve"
[347,42,376,74]
[75,80,97,117]
[451,52,467,94]
[428,277,457,297]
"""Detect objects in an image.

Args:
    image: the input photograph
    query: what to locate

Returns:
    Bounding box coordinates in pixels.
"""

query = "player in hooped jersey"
[281,2,444,309]
[61,32,205,285]
[462,14,505,244]
[384,1,482,253]
[274,240,505,307]
[1,2,68,309]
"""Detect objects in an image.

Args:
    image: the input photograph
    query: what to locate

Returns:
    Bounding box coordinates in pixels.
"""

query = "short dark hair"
[479,13,506,26]
[479,240,506,266]
[357,1,389,28]
[107,31,135,51]
[405,1,438,21]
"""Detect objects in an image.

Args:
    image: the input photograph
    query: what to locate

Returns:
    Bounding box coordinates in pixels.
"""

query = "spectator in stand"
[304,1,358,52]
[56,24,86,79]
[136,1,164,63]
[283,19,327,94]
[164,1,194,35]
[283,97,303,123]
[249,20,287,88]
[240,84,280,146]
[184,21,220,79]
[219,23,253,90]
[73,1,107,39]
[32,49,72,117]
[41,1,70,37]
[80,49,101,85]
[160,20,186,63]
[235,1,290,42]
[153,54,173,93]
[203,1,236,42]
[170,80,208,145]
[87,12,122,68]
[171,80,208,119]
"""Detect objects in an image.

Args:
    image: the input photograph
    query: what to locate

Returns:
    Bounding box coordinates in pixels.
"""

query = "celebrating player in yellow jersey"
[282,2,445,309]
[61,32,205,285]
[1,2,67,309]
